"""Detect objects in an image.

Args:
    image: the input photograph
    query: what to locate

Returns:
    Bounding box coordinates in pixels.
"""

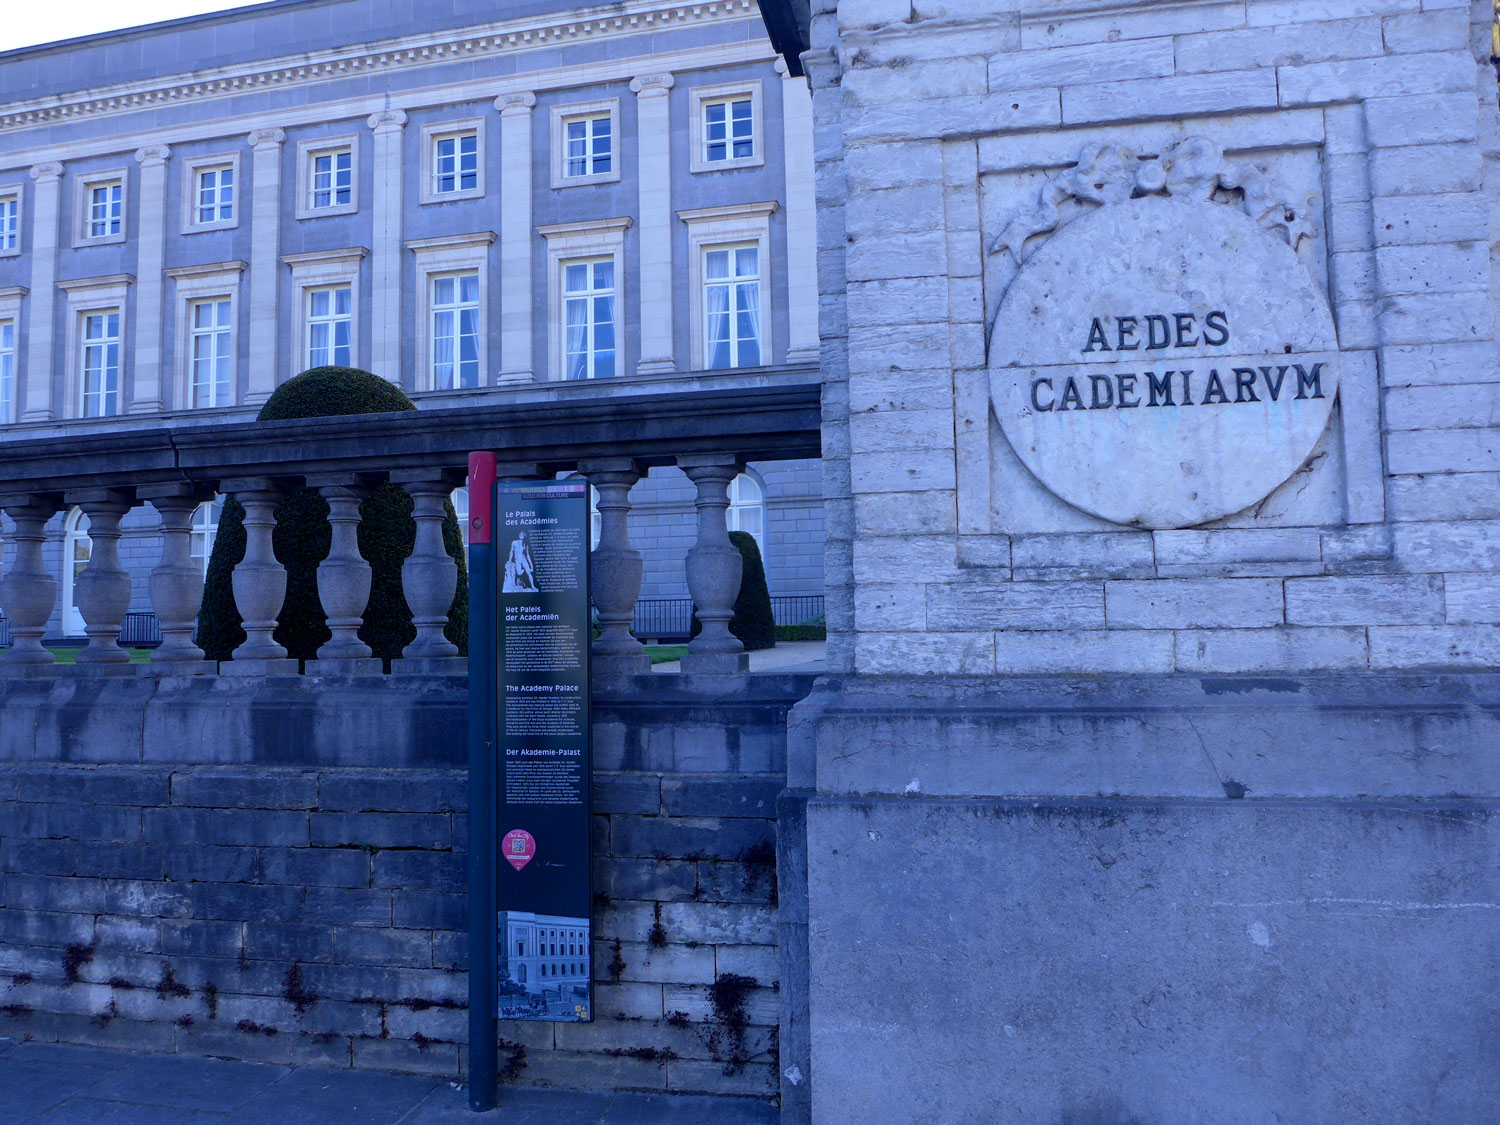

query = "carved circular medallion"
[989,195,1339,529]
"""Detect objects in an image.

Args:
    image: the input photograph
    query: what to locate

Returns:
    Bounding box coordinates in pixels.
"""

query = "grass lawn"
[644,645,688,665]
[46,647,154,665]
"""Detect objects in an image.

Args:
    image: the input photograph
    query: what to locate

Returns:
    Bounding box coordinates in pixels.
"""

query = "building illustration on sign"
[498,910,591,1020]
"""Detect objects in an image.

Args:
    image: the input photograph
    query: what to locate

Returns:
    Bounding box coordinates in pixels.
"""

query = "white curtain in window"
[565,298,588,380]
[739,280,761,366]
[433,310,455,388]
[706,283,731,368]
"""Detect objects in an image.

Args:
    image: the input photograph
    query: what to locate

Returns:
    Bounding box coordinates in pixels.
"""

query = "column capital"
[135,144,171,168]
[29,162,63,185]
[800,48,841,89]
[248,127,286,150]
[630,73,675,97]
[677,454,744,481]
[494,91,537,116]
[368,109,408,134]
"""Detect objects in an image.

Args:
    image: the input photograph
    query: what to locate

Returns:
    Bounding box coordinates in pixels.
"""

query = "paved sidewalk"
[0,1040,779,1124]
[651,640,825,675]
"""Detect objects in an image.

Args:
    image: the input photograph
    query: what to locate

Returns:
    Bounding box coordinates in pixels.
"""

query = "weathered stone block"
[1105,579,1284,630]
[308,812,450,850]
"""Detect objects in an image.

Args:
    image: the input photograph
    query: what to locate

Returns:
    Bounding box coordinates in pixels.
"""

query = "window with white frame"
[296,136,359,218]
[407,231,493,391]
[679,202,776,373]
[435,132,477,195]
[0,192,18,254]
[563,259,616,380]
[189,299,233,408]
[538,218,630,382]
[727,472,766,554]
[704,245,761,369]
[181,154,240,233]
[195,165,234,224]
[190,500,221,576]
[88,181,123,239]
[451,487,469,549]
[72,171,128,247]
[81,310,122,417]
[0,318,14,424]
[306,287,352,368]
[566,115,610,178]
[420,120,484,204]
[689,82,763,173]
[283,247,365,373]
[431,273,480,389]
[62,508,91,637]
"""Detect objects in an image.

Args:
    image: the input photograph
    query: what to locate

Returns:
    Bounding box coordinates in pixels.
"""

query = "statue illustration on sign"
[988,137,1339,529]
[502,529,538,593]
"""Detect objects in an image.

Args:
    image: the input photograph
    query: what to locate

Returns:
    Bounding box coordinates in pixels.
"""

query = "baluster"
[392,470,462,665]
[580,459,649,677]
[224,480,297,672]
[309,476,380,672]
[677,455,748,674]
[69,490,135,665]
[143,486,212,667]
[0,495,61,666]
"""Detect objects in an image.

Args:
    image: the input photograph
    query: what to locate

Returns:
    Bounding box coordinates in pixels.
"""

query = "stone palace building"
[0,0,824,641]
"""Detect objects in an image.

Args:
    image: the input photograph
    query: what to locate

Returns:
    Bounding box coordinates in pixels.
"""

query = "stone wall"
[0,673,807,1103]
[812,0,1500,676]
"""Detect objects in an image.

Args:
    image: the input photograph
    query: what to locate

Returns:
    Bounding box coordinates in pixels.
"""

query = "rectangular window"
[704,245,761,369]
[306,286,352,368]
[433,133,478,195]
[563,115,611,179]
[81,310,122,418]
[0,195,17,252]
[430,273,480,389]
[563,259,616,380]
[89,182,123,239]
[311,149,352,210]
[195,165,234,224]
[189,298,233,408]
[703,97,754,163]
[0,320,14,423]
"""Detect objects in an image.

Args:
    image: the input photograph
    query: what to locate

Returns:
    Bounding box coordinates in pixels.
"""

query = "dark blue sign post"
[466,454,593,1112]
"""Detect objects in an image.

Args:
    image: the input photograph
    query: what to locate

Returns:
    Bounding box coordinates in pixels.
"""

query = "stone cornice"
[0,0,759,136]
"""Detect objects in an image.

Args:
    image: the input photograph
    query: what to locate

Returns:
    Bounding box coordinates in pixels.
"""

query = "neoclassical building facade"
[0,0,823,640]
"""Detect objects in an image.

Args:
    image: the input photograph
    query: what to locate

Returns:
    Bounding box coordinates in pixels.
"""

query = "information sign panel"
[493,479,592,1023]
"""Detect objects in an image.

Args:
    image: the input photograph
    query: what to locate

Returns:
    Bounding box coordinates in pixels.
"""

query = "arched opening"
[190,499,221,577]
[727,470,766,558]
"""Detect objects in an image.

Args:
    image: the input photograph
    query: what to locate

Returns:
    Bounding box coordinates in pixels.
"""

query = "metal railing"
[0,616,9,648]
[630,595,825,641]
[120,612,163,647]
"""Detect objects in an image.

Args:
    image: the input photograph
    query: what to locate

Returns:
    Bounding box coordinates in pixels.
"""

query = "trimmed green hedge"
[195,367,467,661]
[690,530,776,651]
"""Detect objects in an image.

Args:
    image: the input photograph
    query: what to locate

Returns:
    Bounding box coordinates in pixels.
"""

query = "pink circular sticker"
[502,829,536,872]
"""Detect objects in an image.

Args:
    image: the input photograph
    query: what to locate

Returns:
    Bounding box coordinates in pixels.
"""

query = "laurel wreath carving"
[991,136,1316,263]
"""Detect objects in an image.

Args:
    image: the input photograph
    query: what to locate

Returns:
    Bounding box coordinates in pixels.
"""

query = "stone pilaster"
[0,496,60,665]
[630,74,676,375]
[495,93,536,384]
[678,455,748,675]
[580,458,649,677]
[776,59,819,364]
[368,111,407,385]
[129,145,171,413]
[69,491,134,664]
[246,129,285,405]
[22,163,62,422]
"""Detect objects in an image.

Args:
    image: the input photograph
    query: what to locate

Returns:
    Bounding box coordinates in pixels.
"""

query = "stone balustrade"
[0,383,821,677]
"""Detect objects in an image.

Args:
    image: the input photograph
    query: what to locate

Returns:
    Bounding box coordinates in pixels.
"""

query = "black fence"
[630,595,824,642]
[120,612,163,647]
[0,616,9,648]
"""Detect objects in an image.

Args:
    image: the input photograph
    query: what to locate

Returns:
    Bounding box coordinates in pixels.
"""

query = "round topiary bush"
[195,366,468,661]
[690,530,776,651]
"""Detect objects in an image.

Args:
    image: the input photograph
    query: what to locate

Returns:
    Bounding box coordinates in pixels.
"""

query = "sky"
[0,0,256,52]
